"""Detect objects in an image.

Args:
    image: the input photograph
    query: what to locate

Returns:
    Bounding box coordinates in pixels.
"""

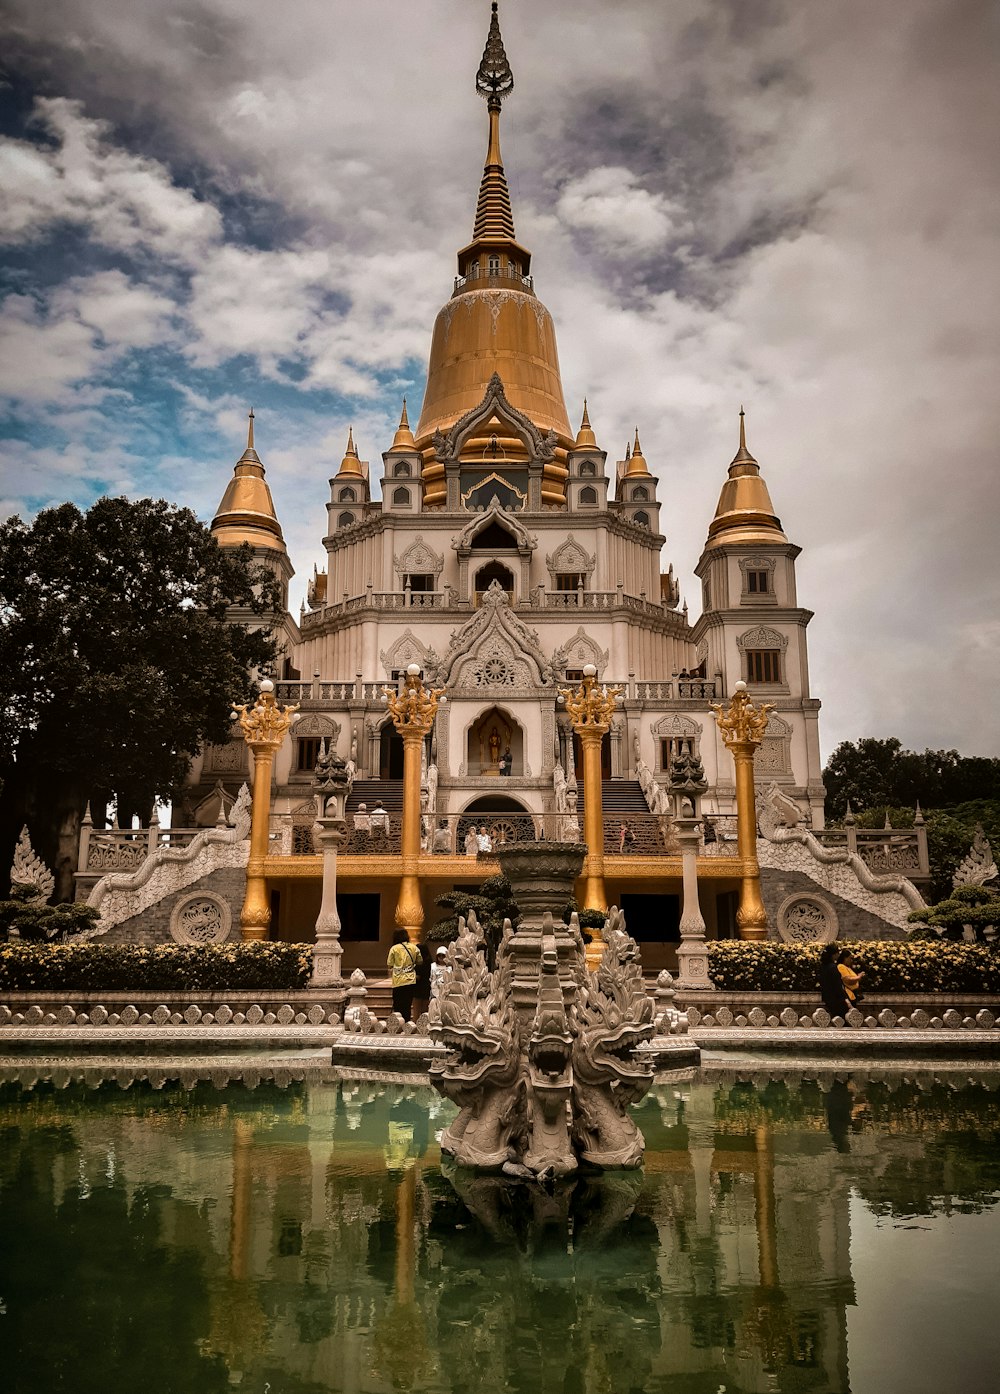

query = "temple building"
[144,5,923,975]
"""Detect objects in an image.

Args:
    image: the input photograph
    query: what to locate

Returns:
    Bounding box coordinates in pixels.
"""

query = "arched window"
[393,460,411,478]
[488,254,501,275]
[337,511,355,528]
[579,486,597,505]
[634,511,650,528]
[474,560,514,605]
[392,486,411,509]
[579,460,596,478]
[631,485,649,501]
[338,486,357,502]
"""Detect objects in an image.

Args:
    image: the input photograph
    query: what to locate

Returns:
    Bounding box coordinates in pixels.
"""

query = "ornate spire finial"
[338,426,363,477]
[731,404,757,468]
[247,407,255,450]
[390,398,416,451]
[477,2,514,111]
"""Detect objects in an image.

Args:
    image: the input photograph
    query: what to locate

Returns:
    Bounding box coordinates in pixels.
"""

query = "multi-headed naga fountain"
[428,841,693,1179]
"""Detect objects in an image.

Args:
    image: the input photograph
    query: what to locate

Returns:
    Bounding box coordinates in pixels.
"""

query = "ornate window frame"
[652,713,701,771]
[737,625,789,690]
[393,536,445,585]
[739,556,777,603]
[578,485,598,506]
[545,537,596,589]
[755,711,793,777]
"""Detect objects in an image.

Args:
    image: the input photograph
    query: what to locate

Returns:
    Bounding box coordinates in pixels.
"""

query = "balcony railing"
[453,266,534,295]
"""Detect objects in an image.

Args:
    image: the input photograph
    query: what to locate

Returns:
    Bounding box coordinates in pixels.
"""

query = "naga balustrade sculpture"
[428,892,675,1178]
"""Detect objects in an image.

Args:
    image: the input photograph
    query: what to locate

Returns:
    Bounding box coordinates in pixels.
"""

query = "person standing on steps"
[387,928,422,1021]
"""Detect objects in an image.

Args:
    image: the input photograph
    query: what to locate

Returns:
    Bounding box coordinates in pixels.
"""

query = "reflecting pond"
[2,1063,999,1394]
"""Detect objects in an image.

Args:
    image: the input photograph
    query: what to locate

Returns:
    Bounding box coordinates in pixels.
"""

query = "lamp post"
[669,741,714,991]
[710,681,775,939]
[232,678,298,941]
[382,664,445,944]
[311,739,351,985]
[558,663,623,923]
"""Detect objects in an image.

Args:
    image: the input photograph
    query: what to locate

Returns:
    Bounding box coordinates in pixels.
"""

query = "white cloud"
[556,166,688,253]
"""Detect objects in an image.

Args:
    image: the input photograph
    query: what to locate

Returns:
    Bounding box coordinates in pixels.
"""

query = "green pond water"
[2,1063,999,1394]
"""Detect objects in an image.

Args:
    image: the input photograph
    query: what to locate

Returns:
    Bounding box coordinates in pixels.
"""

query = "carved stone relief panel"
[776,893,838,945]
[169,891,233,945]
[755,713,792,776]
[545,536,596,579]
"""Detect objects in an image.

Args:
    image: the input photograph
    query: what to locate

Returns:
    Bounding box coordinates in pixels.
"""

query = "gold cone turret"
[705,408,786,547]
[575,399,597,449]
[389,399,416,451]
[625,426,651,475]
[337,426,364,478]
[415,2,572,505]
[212,411,287,553]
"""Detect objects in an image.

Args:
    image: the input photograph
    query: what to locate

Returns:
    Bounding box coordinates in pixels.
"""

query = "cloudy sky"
[1,0,997,761]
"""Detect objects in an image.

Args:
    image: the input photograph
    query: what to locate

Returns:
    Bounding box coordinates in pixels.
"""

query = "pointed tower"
[614,427,660,532]
[383,399,422,513]
[693,409,824,823]
[329,427,371,532]
[566,399,609,511]
[211,410,294,608]
[416,2,573,507]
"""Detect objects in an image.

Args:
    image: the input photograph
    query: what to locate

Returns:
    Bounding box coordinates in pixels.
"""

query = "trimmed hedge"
[0,941,314,992]
[707,940,1000,995]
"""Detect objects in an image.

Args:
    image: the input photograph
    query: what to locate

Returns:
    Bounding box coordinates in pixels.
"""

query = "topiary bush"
[0,887,100,943]
[707,940,1000,995]
[0,941,314,992]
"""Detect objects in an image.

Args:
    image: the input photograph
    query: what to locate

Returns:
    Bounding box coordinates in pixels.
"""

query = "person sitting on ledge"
[499,748,513,776]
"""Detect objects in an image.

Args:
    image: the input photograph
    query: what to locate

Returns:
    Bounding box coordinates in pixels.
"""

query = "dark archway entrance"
[378,723,404,779]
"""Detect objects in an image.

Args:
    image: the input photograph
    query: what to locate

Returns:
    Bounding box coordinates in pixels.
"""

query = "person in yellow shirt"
[837,948,863,1005]
[387,928,422,1021]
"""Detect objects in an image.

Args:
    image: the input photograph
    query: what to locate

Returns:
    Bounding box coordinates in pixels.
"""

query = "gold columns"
[710,681,774,939]
[383,664,445,943]
[233,679,298,940]
[559,665,622,920]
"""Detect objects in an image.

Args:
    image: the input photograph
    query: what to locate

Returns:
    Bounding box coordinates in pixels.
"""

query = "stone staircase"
[577,780,666,853]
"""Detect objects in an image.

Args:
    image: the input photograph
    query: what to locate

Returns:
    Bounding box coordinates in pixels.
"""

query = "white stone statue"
[345,728,358,792]
[426,761,439,816]
[552,762,568,813]
[954,824,998,889]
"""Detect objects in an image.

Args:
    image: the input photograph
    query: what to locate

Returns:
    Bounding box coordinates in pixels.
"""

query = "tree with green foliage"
[0,497,280,901]
[429,874,521,966]
[824,737,1000,821]
[908,885,1000,943]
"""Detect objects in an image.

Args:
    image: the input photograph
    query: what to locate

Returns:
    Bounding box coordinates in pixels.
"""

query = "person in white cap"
[430,945,450,999]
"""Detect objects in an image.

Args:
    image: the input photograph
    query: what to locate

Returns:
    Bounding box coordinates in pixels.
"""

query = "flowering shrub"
[707,940,1000,994]
[0,941,314,992]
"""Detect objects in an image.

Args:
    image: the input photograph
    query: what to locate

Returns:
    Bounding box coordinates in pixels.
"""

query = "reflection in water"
[1,1067,999,1393]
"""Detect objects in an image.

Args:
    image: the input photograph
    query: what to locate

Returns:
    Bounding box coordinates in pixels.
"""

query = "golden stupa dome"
[211,411,287,554]
[415,3,573,506]
[705,409,787,548]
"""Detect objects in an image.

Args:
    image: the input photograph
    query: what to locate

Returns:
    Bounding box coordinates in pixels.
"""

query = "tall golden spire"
[705,407,786,548]
[472,2,516,242]
[337,426,363,478]
[414,2,573,502]
[211,411,287,553]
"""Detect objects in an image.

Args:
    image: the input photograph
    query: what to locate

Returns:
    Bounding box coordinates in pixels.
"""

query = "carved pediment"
[738,625,788,651]
[545,537,596,577]
[393,535,444,579]
[452,497,537,554]
[433,372,559,467]
[548,627,609,677]
[294,714,340,740]
[651,713,701,738]
[440,582,550,688]
[380,630,437,677]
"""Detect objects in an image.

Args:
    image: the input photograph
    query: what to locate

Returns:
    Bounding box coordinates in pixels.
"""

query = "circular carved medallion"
[169,892,232,945]
[776,893,838,945]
